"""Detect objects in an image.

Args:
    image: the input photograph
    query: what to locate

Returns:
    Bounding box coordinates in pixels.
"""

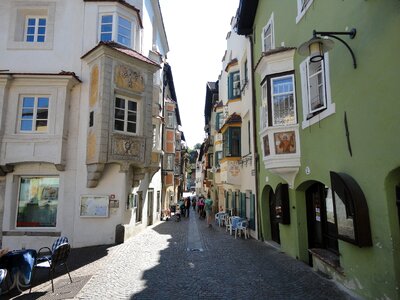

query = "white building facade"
[0,0,169,249]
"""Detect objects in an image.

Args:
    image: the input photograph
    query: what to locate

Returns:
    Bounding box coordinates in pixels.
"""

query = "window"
[100,14,133,48]
[114,96,138,134]
[215,112,223,131]
[17,177,59,228]
[271,75,296,126]
[228,71,240,100]
[223,127,241,157]
[166,112,174,128]
[164,154,174,170]
[19,96,49,132]
[296,0,313,23]
[117,16,131,47]
[262,14,274,52]
[300,55,334,127]
[8,3,55,50]
[215,151,222,167]
[25,17,46,42]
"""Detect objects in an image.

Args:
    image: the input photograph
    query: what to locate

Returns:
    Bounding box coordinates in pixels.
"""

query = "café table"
[0,249,37,293]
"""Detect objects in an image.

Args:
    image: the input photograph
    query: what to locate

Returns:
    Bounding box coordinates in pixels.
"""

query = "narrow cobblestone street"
[7,211,358,300]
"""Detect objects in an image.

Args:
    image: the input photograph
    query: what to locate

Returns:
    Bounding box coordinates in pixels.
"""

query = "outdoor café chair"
[235,219,249,239]
[30,241,72,293]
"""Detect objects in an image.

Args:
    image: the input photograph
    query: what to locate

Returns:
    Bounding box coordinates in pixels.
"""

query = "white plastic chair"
[235,219,249,239]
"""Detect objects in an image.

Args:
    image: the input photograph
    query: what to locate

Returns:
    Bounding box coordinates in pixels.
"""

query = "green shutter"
[232,192,236,213]
[250,193,255,230]
[228,73,233,99]
[225,190,228,210]
[215,113,220,130]
[241,193,246,218]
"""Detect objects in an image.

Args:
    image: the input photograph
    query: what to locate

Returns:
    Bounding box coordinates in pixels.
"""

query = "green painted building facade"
[237,0,400,299]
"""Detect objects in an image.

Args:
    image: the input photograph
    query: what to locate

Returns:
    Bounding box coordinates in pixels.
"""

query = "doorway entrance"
[306,182,338,265]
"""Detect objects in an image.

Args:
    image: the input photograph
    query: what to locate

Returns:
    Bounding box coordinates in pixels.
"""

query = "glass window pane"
[118,16,131,28]
[102,15,113,23]
[38,18,46,26]
[114,120,124,131]
[22,109,33,119]
[38,27,46,34]
[23,97,34,107]
[28,18,36,26]
[37,36,45,42]
[118,27,130,37]
[127,111,136,122]
[115,98,125,109]
[114,109,124,120]
[128,101,137,111]
[100,33,112,41]
[38,97,49,108]
[101,24,113,32]
[36,109,48,119]
[127,122,136,133]
[21,120,33,131]
[26,36,34,42]
[36,120,48,131]
[27,27,35,35]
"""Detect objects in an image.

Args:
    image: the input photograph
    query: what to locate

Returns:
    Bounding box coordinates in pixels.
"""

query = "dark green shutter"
[250,193,255,230]
[228,73,233,99]
[241,193,246,218]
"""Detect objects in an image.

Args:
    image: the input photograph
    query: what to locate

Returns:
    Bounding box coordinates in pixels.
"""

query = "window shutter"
[250,193,255,230]
[225,190,228,209]
[232,192,236,212]
[215,113,220,130]
[299,60,309,121]
[228,73,233,99]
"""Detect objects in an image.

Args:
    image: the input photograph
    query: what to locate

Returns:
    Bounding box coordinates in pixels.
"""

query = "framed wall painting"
[80,195,109,217]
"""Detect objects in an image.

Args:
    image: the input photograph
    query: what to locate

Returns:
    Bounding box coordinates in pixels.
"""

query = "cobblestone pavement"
[6,211,359,300]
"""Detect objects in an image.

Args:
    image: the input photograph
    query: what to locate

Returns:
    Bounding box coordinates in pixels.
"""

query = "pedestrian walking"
[204,193,213,227]
[184,197,190,217]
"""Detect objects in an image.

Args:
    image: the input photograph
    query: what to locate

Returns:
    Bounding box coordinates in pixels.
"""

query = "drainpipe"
[248,34,263,241]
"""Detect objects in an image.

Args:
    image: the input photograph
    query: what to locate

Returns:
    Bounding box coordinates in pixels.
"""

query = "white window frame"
[19,95,49,133]
[114,95,139,134]
[25,16,47,42]
[261,13,274,52]
[99,12,134,48]
[300,54,335,129]
[260,82,269,130]
[166,112,174,128]
[271,74,297,126]
[296,0,314,23]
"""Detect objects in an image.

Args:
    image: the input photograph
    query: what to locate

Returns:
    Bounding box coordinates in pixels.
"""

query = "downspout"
[248,34,263,241]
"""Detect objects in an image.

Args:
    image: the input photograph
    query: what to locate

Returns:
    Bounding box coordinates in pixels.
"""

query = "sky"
[159,0,240,149]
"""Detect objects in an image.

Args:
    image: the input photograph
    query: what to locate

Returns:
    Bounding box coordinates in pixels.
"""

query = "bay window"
[228,71,241,100]
[100,14,133,48]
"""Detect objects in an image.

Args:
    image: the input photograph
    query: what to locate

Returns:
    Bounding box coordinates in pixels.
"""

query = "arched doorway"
[305,182,338,265]
[269,189,280,244]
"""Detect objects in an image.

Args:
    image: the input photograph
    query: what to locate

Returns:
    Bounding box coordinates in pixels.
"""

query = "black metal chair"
[30,242,72,292]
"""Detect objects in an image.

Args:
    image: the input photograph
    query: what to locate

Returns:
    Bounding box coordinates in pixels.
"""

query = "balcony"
[259,124,300,187]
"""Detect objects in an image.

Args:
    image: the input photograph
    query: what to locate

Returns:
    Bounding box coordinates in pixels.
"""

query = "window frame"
[261,13,274,52]
[99,12,134,48]
[114,95,138,135]
[296,0,314,23]
[261,72,296,129]
[228,71,241,100]
[215,151,222,167]
[19,95,49,133]
[223,127,241,157]
[25,16,47,42]
[300,54,334,129]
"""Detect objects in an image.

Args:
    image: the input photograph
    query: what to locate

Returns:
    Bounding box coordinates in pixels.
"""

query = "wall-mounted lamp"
[298,28,357,68]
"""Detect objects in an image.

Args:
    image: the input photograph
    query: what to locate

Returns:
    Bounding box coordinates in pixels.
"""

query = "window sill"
[3,231,60,237]
[308,248,344,275]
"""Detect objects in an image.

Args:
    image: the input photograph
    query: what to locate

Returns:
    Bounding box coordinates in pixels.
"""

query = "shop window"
[330,171,372,247]
[17,177,59,228]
